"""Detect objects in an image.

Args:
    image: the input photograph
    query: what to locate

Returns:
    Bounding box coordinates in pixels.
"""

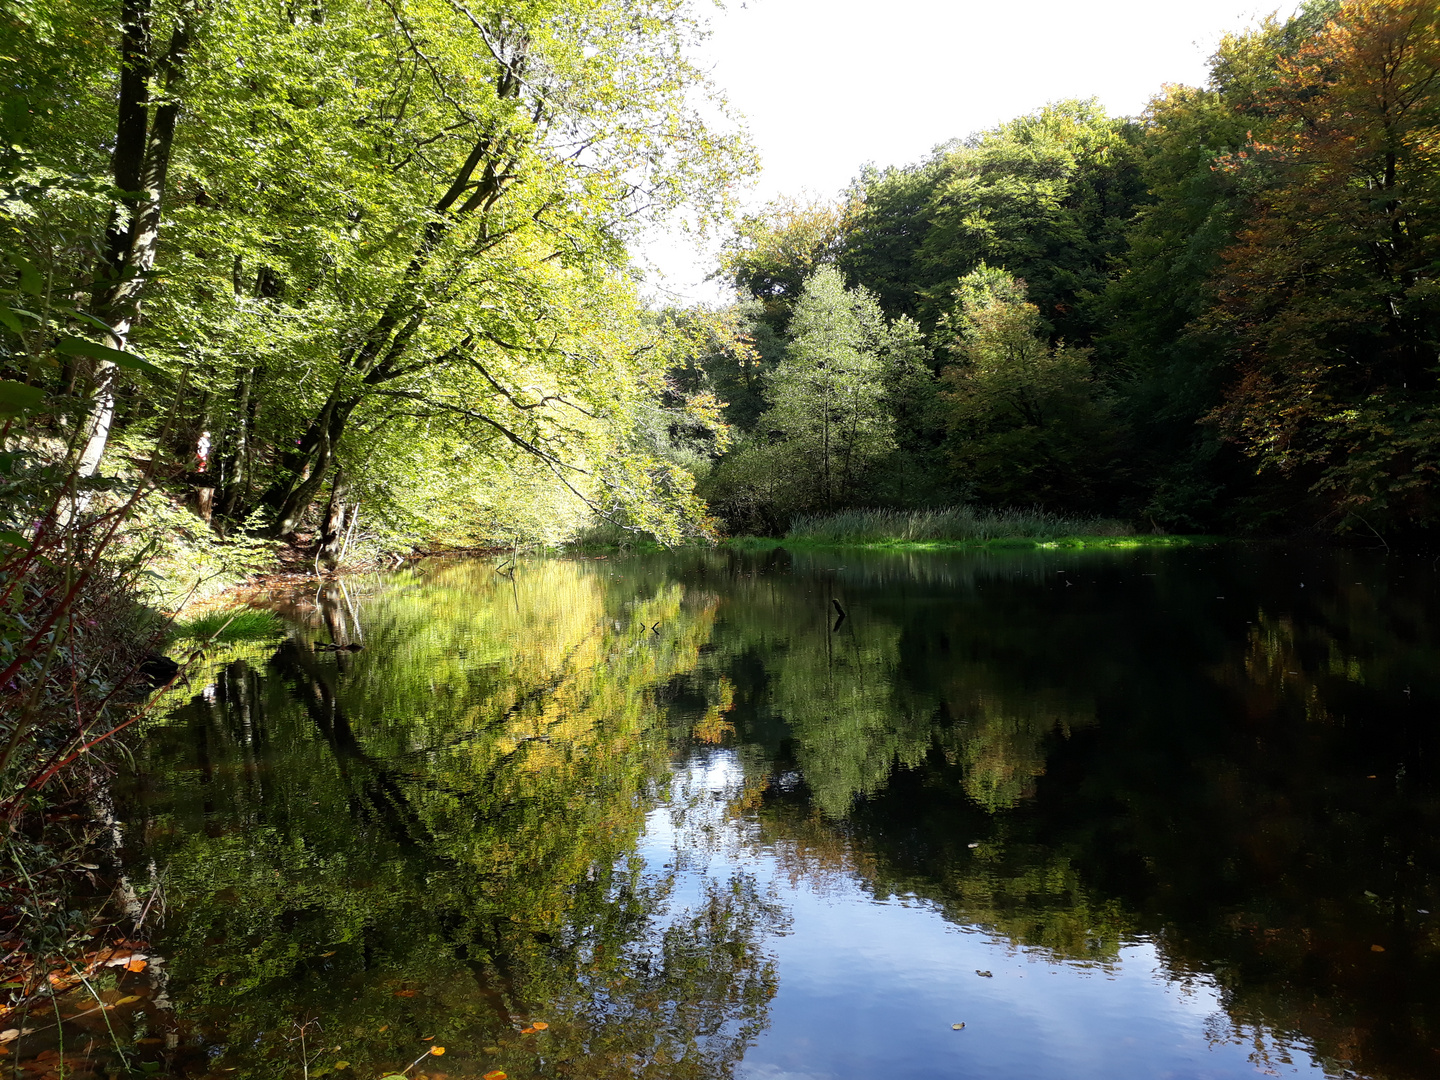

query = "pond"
[59,546,1440,1078]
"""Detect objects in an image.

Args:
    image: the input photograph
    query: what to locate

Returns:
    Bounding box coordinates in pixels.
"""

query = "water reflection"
[80,547,1440,1080]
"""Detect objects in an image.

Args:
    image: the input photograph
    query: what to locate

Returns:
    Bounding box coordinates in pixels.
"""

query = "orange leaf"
[530,1022,547,1032]
[1371,944,1386,952]
[393,990,417,998]
[320,951,336,958]
[484,1072,506,1080]
[429,1048,445,1056]
[520,1027,535,1035]
[125,959,148,973]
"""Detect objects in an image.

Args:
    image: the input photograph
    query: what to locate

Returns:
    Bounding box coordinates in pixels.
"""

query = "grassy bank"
[727,507,1222,551]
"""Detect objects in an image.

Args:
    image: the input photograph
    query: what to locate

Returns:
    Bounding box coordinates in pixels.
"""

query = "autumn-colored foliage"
[1210,0,1440,526]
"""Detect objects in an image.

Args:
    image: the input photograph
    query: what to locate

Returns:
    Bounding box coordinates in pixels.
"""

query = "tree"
[1207,0,1440,529]
[719,195,852,336]
[939,266,1121,509]
[745,267,896,516]
[2,0,754,548]
[838,101,1148,343]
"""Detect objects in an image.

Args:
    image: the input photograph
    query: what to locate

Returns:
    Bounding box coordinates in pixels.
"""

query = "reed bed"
[784,506,1134,544]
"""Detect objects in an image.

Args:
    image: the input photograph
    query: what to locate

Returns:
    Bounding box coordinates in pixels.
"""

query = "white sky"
[639,0,1298,306]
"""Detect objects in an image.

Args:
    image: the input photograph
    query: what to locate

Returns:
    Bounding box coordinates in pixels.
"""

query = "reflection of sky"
[640,751,1339,1080]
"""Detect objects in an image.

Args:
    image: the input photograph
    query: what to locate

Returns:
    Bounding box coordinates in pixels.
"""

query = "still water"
[109,546,1440,1079]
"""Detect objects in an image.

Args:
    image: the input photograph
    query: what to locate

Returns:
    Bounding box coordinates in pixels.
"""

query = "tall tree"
[939,266,1120,509]
[761,267,895,512]
[1208,0,1440,529]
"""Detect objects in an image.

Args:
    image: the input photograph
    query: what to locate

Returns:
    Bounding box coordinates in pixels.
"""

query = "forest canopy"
[687,0,1440,538]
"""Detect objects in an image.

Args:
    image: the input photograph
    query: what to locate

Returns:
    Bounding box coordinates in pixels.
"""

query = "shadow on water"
[18,547,1440,1080]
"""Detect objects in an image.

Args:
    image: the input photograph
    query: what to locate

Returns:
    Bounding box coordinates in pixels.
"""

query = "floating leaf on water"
[520,1026,536,1035]
[483,1072,507,1080]
[976,970,993,977]
[115,996,142,1005]
[952,1023,965,1030]
[1371,944,1386,952]
[430,1047,445,1056]
[125,959,148,973]
[393,990,417,998]
[530,1022,547,1031]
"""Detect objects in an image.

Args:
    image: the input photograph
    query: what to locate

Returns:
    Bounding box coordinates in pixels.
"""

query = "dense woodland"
[3,0,1439,556]
[682,0,1440,537]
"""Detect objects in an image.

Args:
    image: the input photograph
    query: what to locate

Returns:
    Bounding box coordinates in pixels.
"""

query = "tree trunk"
[216,365,254,524]
[76,0,196,479]
[319,469,351,567]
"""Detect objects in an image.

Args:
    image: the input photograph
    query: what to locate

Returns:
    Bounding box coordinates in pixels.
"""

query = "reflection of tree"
[683,550,1096,817]
[700,545,1440,1080]
[129,559,782,1080]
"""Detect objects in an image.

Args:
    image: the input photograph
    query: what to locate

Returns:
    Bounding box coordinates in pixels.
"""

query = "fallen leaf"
[378,1026,389,1034]
[137,1037,164,1045]
[115,996,142,1005]
[530,1022,547,1032]
[482,1047,500,1054]
[0,1030,28,1044]
[393,990,417,998]
[1371,944,1386,952]
[125,959,148,973]
[952,1023,965,1030]
[429,1047,445,1056]
[320,951,336,958]
[421,1036,434,1041]
[483,1072,507,1080]
[334,1062,349,1070]
[520,1027,536,1035]
[975,970,993,978]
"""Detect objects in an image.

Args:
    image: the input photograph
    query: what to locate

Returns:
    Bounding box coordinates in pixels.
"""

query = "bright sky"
[639,0,1298,306]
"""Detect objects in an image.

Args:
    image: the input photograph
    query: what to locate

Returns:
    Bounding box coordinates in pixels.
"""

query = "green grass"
[725,507,1221,551]
[167,607,286,645]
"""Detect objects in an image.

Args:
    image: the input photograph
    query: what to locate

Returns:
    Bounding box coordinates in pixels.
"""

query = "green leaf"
[54,335,162,376]
[0,530,29,550]
[0,307,22,334]
[8,252,41,295]
[0,380,44,415]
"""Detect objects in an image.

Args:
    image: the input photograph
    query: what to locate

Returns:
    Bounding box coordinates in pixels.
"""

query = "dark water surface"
[105,546,1440,1079]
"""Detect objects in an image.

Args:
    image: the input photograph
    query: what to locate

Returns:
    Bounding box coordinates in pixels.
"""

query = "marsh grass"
[783,506,1136,545]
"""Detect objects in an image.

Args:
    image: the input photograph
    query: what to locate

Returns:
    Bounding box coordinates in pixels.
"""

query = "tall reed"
[784,506,1133,544]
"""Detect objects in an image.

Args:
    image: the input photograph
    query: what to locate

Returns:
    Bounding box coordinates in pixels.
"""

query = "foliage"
[703,268,918,530]
[938,267,1122,509]
[718,195,853,334]
[2,0,753,554]
[1206,0,1440,529]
